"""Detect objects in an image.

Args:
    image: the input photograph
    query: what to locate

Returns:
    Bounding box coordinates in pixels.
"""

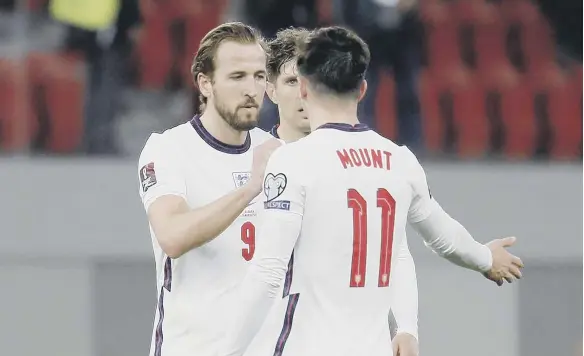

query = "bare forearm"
[154,184,259,258]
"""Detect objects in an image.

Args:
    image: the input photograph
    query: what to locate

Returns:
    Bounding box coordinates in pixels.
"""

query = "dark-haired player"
[137,22,281,356]
[265,27,311,142]
[262,26,418,353]
[220,26,523,356]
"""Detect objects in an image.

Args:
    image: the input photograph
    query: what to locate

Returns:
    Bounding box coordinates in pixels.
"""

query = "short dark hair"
[296,26,370,95]
[267,27,310,82]
[191,22,266,114]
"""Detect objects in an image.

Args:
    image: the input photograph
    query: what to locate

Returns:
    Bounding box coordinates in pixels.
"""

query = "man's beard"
[213,91,260,131]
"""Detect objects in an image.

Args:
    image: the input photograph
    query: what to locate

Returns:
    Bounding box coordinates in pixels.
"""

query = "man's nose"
[242,77,259,98]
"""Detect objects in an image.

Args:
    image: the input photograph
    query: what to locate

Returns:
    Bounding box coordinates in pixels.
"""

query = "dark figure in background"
[334,0,424,152]
[534,0,582,60]
[64,0,141,155]
[242,0,317,39]
[234,0,318,130]
[0,0,15,11]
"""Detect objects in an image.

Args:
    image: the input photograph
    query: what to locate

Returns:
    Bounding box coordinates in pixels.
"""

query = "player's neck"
[306,100,359,131]
[199,109,248,146]
[277,121,308,143]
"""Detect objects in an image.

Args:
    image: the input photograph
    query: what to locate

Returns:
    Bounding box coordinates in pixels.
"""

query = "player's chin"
[235,112,259,130]
[298,116,310,131]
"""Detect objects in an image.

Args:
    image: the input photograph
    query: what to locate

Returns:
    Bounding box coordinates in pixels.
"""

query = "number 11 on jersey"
[347,188,396,288]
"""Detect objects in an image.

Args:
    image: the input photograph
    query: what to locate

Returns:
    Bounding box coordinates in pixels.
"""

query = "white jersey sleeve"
[402,147,493,272]
[219,146,305,356]
[389,236,418,340]
[138,134,187,211]
[403,147,434,223]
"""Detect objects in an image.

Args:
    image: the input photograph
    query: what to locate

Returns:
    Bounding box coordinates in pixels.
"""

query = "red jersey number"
[347,188,396,288]
[241,222,256,261]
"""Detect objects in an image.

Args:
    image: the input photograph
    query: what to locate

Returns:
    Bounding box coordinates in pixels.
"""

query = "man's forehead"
[279,59,298,77]
[215,41,266,69]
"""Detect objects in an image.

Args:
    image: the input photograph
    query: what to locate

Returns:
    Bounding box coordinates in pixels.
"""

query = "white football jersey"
[241,124,293,356]
[253,123,433,356]
[137,116,273,356]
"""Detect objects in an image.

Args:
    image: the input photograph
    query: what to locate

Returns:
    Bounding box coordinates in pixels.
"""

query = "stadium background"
[0,0,581,355]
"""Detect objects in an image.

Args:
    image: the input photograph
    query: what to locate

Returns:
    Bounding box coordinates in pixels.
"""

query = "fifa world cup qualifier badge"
[140,162,157,192]
[263,173,290,210]
[232,172,251,188]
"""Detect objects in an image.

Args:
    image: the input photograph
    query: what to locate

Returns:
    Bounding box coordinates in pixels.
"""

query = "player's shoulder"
[265,138,305,170]
[391,142,417,162]
[139,122,191,159]
[366,133,424,175]
[276,135,309,155]
[367,132,418,162]
[250,127,276,146]
[369,132,401,151]
[396,144,422,168]
[392,144,427,187]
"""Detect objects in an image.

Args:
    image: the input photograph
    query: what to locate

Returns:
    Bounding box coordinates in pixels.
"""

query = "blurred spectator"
[225,0,317,38]
[0,0,15,11]
[333,0,424,152]
[535,0,582,61]
[224,0,318,130]
[52,0,140,155]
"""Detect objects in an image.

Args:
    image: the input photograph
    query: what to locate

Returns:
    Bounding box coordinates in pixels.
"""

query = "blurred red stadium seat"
[527,64,582,159]
[134,15,172,89]
[474,19,516,84]
[520,20,556,73]
[26,52,85,153]
[26,0,48,11]
[498,0,541,25]
[316,0,333,24]
[182,1,227,87]
[499,82,537,158]
[450,0,497,24]
[573,64,583,99]
[139,0,170,21]
[0,59,36,151]
[419,0,450,25]
[374,71,397,141]
[447,69,490,157]
[426,23,463,74]
[419,70,444,153]
[526,62,564,89]
[137,0,227,89]
[546,73,582,159]
[164,0,205,20]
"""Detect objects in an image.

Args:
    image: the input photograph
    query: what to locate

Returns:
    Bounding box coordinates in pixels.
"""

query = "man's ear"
[299,76,308,99]
[197,73,213,100]
[357,79,367,102]
[266,82,278,104]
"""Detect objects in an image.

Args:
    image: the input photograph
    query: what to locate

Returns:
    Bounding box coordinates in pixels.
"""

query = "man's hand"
[247,139,283,195]
[392,332,419,356]
[484,236,524,286]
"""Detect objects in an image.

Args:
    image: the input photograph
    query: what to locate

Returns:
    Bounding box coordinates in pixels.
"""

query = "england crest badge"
[232,172,251,188]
